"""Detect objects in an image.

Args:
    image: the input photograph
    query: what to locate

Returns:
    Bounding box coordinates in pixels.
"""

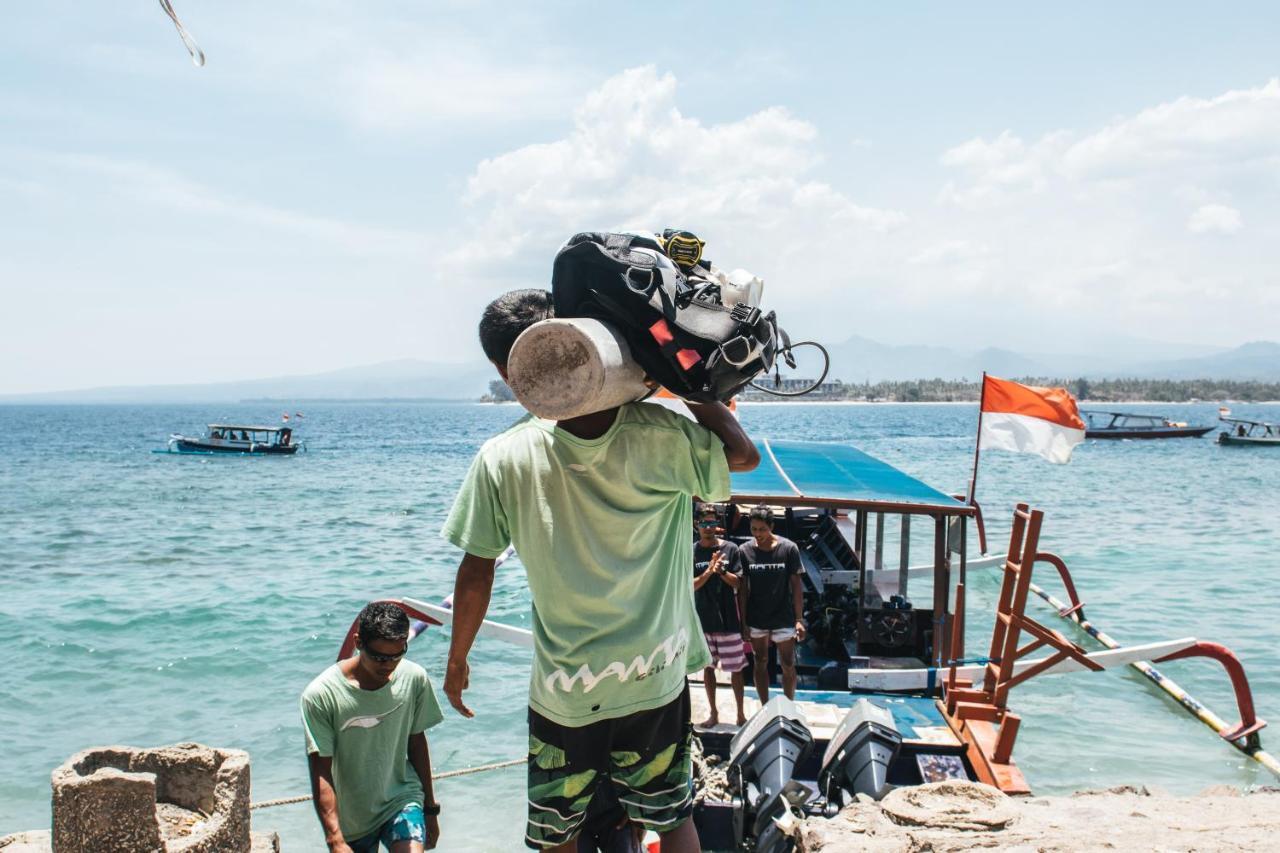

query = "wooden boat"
[1082,410,1212,439]
[164,423,300,455]
[362,439,1273,850]
[1218,417,1280,446]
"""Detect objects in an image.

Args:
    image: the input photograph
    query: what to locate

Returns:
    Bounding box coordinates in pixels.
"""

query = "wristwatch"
[423,801,441,817]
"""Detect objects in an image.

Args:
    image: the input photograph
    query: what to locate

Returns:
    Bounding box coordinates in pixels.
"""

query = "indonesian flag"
[979,375,1085,464]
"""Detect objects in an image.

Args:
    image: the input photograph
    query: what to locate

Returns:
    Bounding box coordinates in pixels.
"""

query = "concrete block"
[49,743,253,853]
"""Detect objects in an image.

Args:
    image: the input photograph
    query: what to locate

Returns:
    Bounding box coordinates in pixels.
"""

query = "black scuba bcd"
[550,230,782,404]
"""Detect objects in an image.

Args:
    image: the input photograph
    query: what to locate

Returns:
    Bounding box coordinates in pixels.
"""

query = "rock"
[51,764,162,853]
[879,781,1017,831]
[1072,784,1151,797]
[50,743,253,853]
[250,832,281,852]
[1197,784,1242,798]
[796,788,1280,853]
[0,830,52,852]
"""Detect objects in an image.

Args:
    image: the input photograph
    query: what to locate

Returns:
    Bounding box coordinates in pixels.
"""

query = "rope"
[249,757,527,810]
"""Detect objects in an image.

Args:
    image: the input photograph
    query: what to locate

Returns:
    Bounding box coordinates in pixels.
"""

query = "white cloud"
[1062,79,1280,177]
[1187,203,1244,235]
[908,240,989,266]
[445,66,906,318]
[436,71,1280,352]
[938,79,1280,206]
[924,79,1280,346]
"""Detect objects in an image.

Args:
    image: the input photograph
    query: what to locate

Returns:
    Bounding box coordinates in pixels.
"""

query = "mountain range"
[0,359,494,404]
[2,341,1275,404]
[823,339,1279,384]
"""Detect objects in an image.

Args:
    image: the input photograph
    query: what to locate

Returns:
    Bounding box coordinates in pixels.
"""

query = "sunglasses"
[698,520,719,529]
[360,644,407,664]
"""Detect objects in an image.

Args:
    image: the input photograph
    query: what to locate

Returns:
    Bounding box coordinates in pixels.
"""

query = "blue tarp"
[730,440,965,510]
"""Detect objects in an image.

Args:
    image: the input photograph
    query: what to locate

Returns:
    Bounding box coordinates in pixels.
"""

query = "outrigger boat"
[162,423,301,455]
[1218,417,1280,447]
[1082,410,1212,439]
[342,439,1274,851]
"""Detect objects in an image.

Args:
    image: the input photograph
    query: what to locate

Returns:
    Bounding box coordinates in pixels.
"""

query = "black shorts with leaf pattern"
[524,688,693,849]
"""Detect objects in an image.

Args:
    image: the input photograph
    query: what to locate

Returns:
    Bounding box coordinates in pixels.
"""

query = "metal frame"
[733,490,971,676]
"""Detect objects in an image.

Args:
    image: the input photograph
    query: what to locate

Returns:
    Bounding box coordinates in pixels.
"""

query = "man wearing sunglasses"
[442,289,759,851]
[301,601,444,852]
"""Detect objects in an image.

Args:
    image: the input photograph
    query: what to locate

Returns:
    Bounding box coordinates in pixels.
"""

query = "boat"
[1218,417,1280,447]
[354,439,1273,851]
[163,424,301,455]
[1082,410,1213,439]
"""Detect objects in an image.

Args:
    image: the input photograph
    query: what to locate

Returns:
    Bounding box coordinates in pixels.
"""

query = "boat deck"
[688,676,962,750]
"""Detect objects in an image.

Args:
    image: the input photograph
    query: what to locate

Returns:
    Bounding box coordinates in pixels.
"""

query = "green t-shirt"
[300,660,443,842]
[442,402,731,727]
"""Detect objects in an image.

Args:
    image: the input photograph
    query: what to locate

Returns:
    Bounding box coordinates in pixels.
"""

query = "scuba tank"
[506,318,650,420]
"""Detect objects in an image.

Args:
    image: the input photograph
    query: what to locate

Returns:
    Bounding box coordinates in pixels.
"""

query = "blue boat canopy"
[730,440,968,513]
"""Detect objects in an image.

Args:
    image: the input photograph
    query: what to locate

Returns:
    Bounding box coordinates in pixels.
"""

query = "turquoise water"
[2,401,1278,850]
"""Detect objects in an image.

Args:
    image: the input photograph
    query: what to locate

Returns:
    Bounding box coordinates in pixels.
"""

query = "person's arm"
[444,552,497,718]
[407,733,440,849]
[307,754,353,853]
[685,400,760,472]
[739,566,752,639]
[693,550,723,590]
[791,572,806,642]
[718,549,742,590]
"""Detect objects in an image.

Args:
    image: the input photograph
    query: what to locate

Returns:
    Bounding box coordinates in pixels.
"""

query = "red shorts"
[704,631,747,673]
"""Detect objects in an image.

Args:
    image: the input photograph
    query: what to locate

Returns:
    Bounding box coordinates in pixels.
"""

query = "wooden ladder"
[945,503,1103,778]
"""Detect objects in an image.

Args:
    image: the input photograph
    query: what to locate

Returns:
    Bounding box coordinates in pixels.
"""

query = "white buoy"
[507,318,649,420]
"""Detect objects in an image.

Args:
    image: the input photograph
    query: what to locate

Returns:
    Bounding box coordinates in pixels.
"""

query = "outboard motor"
[817,699,902,805]
[728,696,814,853]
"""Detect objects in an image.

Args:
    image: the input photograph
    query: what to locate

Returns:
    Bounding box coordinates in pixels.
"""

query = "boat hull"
[168,438,299,455]
[1218,433,1280,447]
[1086,426,1213,439]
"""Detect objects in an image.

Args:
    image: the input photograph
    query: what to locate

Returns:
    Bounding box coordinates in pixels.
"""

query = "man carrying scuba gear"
[442,288,759,851]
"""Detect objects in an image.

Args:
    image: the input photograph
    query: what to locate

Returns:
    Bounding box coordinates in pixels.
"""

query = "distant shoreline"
[735,399,1280,406]
[2,397,1277,407]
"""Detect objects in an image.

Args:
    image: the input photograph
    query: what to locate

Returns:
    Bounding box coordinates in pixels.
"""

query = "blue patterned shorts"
[349,802,426,852]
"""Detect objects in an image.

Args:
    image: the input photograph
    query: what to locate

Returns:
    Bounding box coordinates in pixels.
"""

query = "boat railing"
[1147,641,1266,744]
[1031,551,1085,620]
[952,494,988,554]
[939,504,1276,789]
[1023,551,1263,742]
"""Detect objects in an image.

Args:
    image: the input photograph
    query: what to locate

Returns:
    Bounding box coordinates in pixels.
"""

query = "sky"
[2,1,1279,394]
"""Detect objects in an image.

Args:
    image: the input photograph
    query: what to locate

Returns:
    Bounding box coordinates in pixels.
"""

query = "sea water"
[1,401,1278,850]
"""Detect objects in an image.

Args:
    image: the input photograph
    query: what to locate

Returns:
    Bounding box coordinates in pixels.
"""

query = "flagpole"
[967,372,986,504]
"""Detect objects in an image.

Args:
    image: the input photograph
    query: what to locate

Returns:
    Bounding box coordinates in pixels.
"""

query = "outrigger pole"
[1028,578,1280,780]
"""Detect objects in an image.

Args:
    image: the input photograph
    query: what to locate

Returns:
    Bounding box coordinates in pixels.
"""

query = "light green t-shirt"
[442,402,731,727]
[300,660,443,842]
